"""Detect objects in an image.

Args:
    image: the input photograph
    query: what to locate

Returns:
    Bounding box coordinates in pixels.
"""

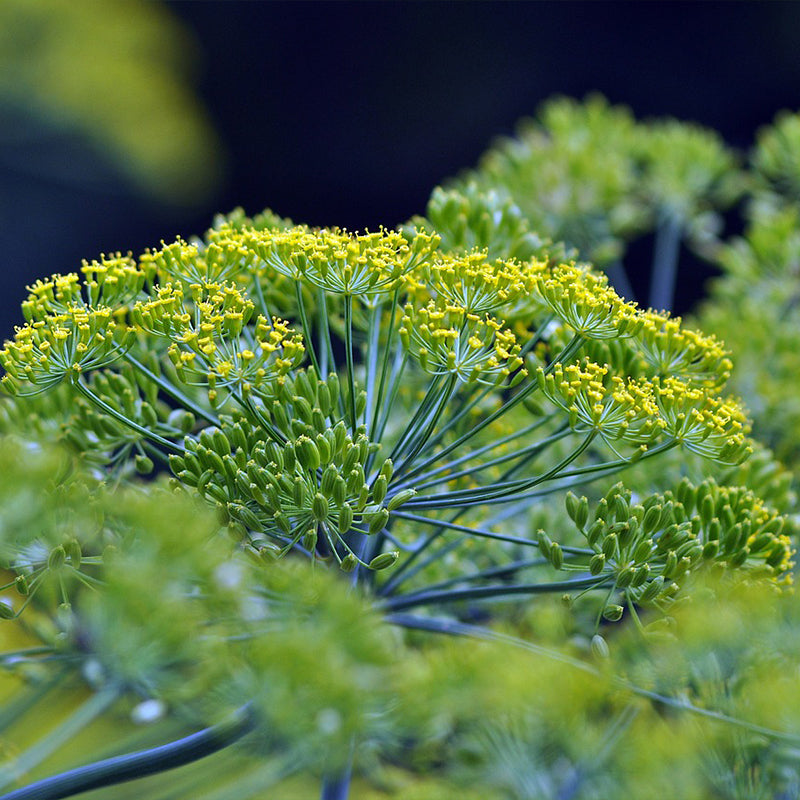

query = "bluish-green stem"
[295,280,321,375]
[403,430,597,510]
[343,294,358,432]
[73,379,183,454]
[605,260,635,303]
[123,352,219,426]
[387,373,448,462]
[381,574,607,612]
[368,289,401,445]
[394,333,585,485]
[649,211,683,312]
[0,706,255,800]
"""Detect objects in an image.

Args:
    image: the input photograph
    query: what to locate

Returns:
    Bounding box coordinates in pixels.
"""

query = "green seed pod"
[302,527,318,552]
[642,504,662,535]
[676,477,696,513]
[730,547,749,568]
[617,521,636,550]
[273,511,293,534]
[14,575,29,596]
[230,503,263,531]
[633,538,654,563]
[368,551,399,570]
[549,542,563,570]
[296,437,321,471]
[612,494,629,521]
[702,540,719,560]
[249,483,267,507]
[663,551,678,579]
[591,634,609,659]
[321,465,338,496]
[0,602,15,620]
[140,402,158,428]
[616,566,634,588]
[594,498,608,522]
[586,518,605,546]
[630,563,650,588]
[357,435,370,463]
[332,421,348,456]
[602,533,618,560]
[372,475,388,504]
[293,477,307,507]
[315,433,332,465]
[338,504,354,534]
[65,538,82,567]
[387,489,416,511]
[355,390,367,419]
[311,409,327,435]
[312,492,330,522]
[639,575,665,603]
[537,531,554,559]
[169,454,186,475]
[343,444,360,474]
[340,553,358,572]
[48,545,66,571]
[565,491,580,522]
[333,476,347,507]
[294,370,316,404]
[292,395,314,425]
[271,402,290,433]
[589,553,606,575]
[196,469,215,496]
[168,409,195,434]
[326,372,340,405]
[721,504,735,530]
[767,544,788,568]
[317,383,332,416]
[222,455,239,484]
[602,605,624,622]
[282,442,296,472]
[357,485,369,511]
[700,495,715,528]
[368,507,390,535]
[346,466,365,495]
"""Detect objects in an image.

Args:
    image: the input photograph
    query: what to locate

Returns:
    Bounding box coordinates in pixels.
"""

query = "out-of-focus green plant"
[0,0,221,204]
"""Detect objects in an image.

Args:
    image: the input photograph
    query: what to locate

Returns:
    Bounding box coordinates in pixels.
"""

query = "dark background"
[3,1,800,331]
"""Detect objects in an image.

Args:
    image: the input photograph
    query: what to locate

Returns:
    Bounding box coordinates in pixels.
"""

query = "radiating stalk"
[649,212,683,312]
[343,295,358,432]
[123,353,219,426]
[74,380,183,454]
[295,281,321,374]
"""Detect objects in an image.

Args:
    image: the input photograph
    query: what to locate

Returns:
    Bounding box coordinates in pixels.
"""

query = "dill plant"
[0,137,797,796]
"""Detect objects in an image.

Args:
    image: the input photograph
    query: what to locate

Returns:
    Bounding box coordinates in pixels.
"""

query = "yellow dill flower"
[400,300,525,386]
[535,263,643,339]
[653,376,751,464]
[245,226,439,298]
[420,250,544,315]
[536,360,663,446]
[637,310,732,387]
[0,305,134,395]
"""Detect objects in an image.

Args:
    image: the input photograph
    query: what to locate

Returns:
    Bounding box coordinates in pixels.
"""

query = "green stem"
[649,212,683,312]
[123,353,218,426]
[343,295,357,432]
[0,688,119,792]
[368,289,400,443]
[295,281,321,375]
[381,574,606,612]
[73,380,183,454]
[0,706,255,800]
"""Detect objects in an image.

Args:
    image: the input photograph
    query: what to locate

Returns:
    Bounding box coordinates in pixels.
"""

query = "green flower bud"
[65,539,82,567]
[48,545,66,571]
[586,518,605,546]
[616,566,634,588]
[343,444,360,475]
[612,494,629,521]
[602,533,618,559]
[368,551,399,570]
[372,476,388,504]
[663,551,678,578]
[302,528,318,552]
[338,504,354,534]
[639,576,665,603]
[368,508,389,535]
[317,383,332,416]
[271,402,290,433]
[292,395,314,425]
[630,564,650,588]
[355,391,367,419]
[602,604,624,622]
[312,493,330,522]
[387,489,416,511]
[340,553,358,572]
[315,433,332,465]
[591,634,609,659]
[589,553,606,575]
[633,538,654,563]
[379,459,394,483]
[0,602,16,620]
[296,437,321,471]
[702,540,719,559]
[14,575,29,596]
[274,511,293,534]
[730,547,749,568]
[168,409,195,433]
[537,531,553,559]
[642,505,662,535]
[282,442,296,472]
[549,542,563,570]
[333,476,347,507]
